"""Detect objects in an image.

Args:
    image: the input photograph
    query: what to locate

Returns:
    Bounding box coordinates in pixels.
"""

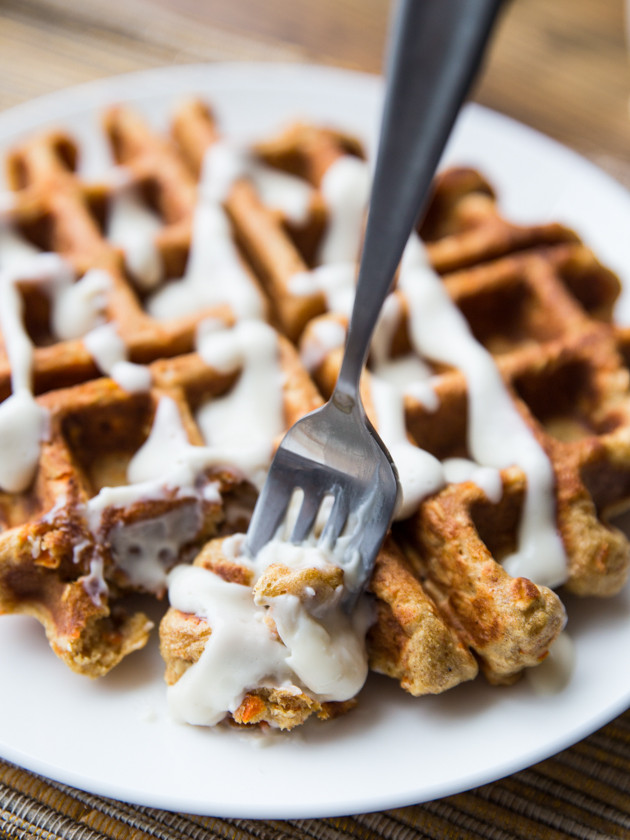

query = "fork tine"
[319,488,349,548]
[290,489,324,544]
[246,471,294,556]
[337,524,381,611]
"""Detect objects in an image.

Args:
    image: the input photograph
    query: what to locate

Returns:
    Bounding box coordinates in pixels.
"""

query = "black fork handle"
[334,0,505,401]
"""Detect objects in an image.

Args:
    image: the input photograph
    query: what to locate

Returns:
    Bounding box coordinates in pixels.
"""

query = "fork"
[246,0,504,604]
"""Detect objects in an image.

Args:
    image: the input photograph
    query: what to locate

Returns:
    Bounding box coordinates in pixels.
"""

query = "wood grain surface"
[0,0,629,184]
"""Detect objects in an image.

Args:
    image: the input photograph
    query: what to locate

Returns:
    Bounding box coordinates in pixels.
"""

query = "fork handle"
[334,0,504,401]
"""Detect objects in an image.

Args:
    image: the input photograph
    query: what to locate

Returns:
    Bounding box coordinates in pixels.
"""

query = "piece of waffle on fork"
[160,534,362,731]
[0,97,629,730]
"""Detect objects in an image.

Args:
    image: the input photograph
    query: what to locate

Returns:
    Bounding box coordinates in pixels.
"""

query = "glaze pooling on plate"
[0,63,628,819]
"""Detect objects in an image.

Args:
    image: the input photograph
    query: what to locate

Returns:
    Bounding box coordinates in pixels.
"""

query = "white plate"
[0,63,629,820]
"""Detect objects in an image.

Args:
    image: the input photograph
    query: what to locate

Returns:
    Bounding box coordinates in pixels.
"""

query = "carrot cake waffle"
[0,97,628,729]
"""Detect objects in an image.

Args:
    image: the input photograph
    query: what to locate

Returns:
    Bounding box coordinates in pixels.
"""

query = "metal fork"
[246,0,504,604]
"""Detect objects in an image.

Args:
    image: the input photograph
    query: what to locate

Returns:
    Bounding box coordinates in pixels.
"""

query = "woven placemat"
[1,708,628,840]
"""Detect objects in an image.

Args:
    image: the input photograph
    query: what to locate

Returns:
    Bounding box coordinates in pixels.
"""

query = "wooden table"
[0,0,629,183]
[0,2,629,839]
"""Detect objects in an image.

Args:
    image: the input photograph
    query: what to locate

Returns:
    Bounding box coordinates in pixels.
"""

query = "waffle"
[1,96,629,730]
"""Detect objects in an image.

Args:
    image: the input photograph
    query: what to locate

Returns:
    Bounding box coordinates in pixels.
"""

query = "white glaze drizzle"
[299,317,347,373]
[249,159,313,225]
[289,263,356,318]
[442,458,503,504]
[370,293,438,409]
[106,182,163,290]
[195,318,285,490]
[0,389,48,493]
[369,376,443,520]
[83,322,152,392]
[287,154,371,318]
[82,556,109,606]
[146,203,262,321]
[397,236,568,587]
[108,504,204,594]
[51,268,111,340]
[318,156,370,264]
[0,246,70,492]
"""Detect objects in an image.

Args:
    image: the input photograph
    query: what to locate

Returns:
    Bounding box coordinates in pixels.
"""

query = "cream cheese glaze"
[195,318,285,490]
[146,199,263,321]
[287,155,372,318]
[398,236,567,588]
[318,155,371,265]
[146,146,263,321]
[106,181,163,291]
[83,322,153,392]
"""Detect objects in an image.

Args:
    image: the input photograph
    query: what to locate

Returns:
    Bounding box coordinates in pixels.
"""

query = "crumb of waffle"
[253,562,344,604]
[232,689,356,729]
